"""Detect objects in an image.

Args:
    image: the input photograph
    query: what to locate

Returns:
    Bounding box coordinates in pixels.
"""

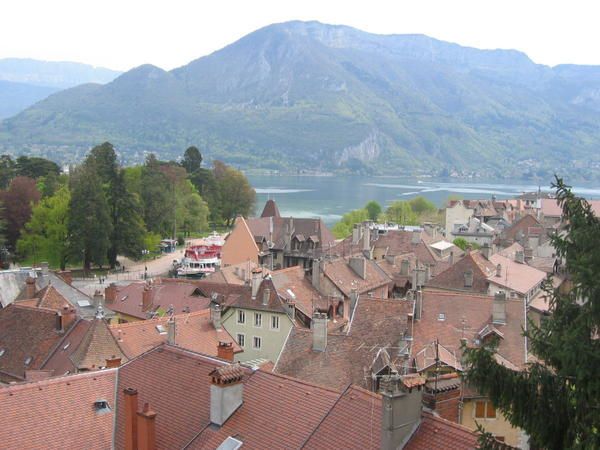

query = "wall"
[462,399,524,448]
[222,308,293,363]
[446,203,474,237]
[222,217,259,267]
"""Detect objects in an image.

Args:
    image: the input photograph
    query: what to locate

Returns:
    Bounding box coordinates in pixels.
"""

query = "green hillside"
[2,21,600,179]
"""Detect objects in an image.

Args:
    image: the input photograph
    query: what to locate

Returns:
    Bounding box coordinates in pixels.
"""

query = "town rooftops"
[109,309,241,359]
[275,296,414,390]
[425,250,495,294]
[488,253,547,295]
[260,198,281,218]
[0,369,117,450]
[270,265,322,318]
[320,256,391,297]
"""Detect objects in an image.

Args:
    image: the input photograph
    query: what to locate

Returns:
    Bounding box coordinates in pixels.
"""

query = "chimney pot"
[251,268,262,299]
[217,341,235,361]
[496,263,502,277]
[493,291,507,324]
[142,286,153,311]
[25,277,36,298]
[211,303,222,330]
[209,365,244,426]
[311,259,321,291]
[124,388,138,450]
[105,283,117,304]
[137,402,157,450]
[167,316,176,346]
[312,312,328,352]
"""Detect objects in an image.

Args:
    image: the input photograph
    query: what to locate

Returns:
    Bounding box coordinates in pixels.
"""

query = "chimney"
[492,291,507,324]
[311,258,321,291]
[251,268,262,299]
[217,341,235,361]
[40,262,49,275]
[481,243,491,260]
[515,250,525,264]
[414,289,422,320]
[167,315,176,346]
[349,288,359,314]
[124,388,138,450]
[58,270,72,286]
[349,256,367,279]
[363,225,371,253]
[142,285,153,311]
[25,277,36,298]
[524,247,534,262]
[411,230,420,245]
[105,356,122,368]
[312,312,328,352]
[400,259,409,276]
[209,364,244,426]
[284,298,296,321]
[105,283,117,304]
[448,251,454,265]
[423,375,461,422]
[496,263,502,277]
[262,288,270,306]
[137,403,157,450]
[211,303,222,330]
[424,265,431,282]
[93,290,104,309]
[380,371,423,450]
[464,270,473,288]
[352,224,361,245]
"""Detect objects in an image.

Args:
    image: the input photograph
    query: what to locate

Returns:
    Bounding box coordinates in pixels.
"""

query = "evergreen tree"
[140,154,171,235]
[464,178,600,450]
[182,146,202,174]
[68,166,111,271]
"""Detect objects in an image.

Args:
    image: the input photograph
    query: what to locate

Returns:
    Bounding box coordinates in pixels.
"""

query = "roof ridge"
[261,369,344,394]
[1,367,117,393]
[347,384,383,399]
[8,303,60,314]
[421,410,476,434]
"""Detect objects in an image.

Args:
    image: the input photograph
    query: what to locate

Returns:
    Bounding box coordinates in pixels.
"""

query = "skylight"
[24,356,32,365]
[216,436,243,450]
[77,299,91,307]
[156,325,167,335]
[437,313,446,321]
[286,289,296,299]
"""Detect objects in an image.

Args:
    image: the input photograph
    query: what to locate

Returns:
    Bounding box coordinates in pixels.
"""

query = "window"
[271,315,280,330]
[254,312,262,327]
[474,400,497,419]
[236,333,245,347]
[237,310,246,324]
[253,336,262,350]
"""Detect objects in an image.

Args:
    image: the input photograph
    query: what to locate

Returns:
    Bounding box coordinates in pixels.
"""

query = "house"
[109,309,242,360]
[410,290,530,447]
[451,216,497,247]
[487,250,547,302]
[495,214,546,250]
[203,260,264,285]
[221,200,335,270]
[274,295,414,391]
[425,249,496,295]
[220,273,296,363]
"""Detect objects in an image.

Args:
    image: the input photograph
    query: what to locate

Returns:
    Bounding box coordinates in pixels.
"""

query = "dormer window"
[94,399,111,415]
[155,325,167,335]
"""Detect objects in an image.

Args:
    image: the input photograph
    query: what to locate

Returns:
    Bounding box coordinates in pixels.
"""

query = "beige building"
[221,274,295,363]
[221,216,260,267]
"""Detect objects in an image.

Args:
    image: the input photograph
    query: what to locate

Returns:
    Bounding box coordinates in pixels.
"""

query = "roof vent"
[437,313,446,321]
[77,299,91,307]
[24,356,32,366]
[217,436,243,450]
[93,399,111,415]
[155,325,167,335]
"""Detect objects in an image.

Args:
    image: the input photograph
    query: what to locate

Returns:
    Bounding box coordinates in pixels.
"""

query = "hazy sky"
[1,0,598,71]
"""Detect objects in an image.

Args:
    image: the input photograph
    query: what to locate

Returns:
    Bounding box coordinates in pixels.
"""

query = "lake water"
[247,175,600,226]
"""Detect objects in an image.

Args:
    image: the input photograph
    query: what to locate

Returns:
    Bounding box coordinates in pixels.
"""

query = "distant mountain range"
[2,22,600,178]
[0,58,121,119]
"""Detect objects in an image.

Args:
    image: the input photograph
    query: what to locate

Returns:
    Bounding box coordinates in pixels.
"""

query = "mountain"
[0,80,59,119]
[2,22,600,178]
[0,58,121,89]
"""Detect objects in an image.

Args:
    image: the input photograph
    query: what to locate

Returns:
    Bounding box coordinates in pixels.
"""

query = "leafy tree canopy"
[182,146,203,174]
[365,200,382,221]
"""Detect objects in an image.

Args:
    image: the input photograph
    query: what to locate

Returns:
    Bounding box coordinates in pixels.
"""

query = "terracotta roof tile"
[426,250,495,294]
[0,370,117,449]
[321,257,391,297]
[70,318,127,370]
[404,412,478,449]
[488,253,547,295]
[109,309,241,359]
[271,265,322,317]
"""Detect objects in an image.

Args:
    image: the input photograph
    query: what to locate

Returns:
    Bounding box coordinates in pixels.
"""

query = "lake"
[247,175,600,226]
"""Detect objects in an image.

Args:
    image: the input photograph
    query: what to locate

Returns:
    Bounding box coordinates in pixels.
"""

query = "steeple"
[260,199,281,218]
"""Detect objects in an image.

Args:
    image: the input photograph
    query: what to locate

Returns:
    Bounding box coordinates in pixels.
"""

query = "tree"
[140,154,171,235]
[0,176,41,249]
[15,156,60,180]
[385,201,418,225]
[408,196,436,215]
[182,146,203,174]
[213,161,255,226]
[189,168,220,222]
[68,166,111,271]
[17,186,70,269]
[178,190,209,236]
[365,201,382,221]
[331,208,369,239]
[452,237,469,251]
[85,142,118,186]
[464,178,600,450]
[0,155,16,189]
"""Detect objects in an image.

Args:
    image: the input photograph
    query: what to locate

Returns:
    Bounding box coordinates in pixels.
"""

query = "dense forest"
[0,143,255,270]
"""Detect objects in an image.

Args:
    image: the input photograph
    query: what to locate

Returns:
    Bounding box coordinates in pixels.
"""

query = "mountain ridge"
[2,21,600,179]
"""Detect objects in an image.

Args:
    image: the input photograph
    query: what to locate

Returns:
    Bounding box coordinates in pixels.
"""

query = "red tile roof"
[70,318,127,370]
[275,297,414,390]
[412,291,527,371]
[488,253,546,295]
[0,370,117,449]
[41,319,92,376]
[321,256,391,297]
[271,265,322,317]
[110,309,241,359]
[404,412,478,449]
[426,250,495,294]
[0,304,76,382]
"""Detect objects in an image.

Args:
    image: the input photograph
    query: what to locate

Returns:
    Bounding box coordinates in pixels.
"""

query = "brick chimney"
[137,402,157,450]
[61,307,77,330]
[124,388,138,450]
[93,290,104,309]
[25,276,36,299]
[209,364,244,426]
[105,283,117,304]
[448,251,454,265]
[251,268,262,299]
[349,256,367,279]
[311,312,328,352]
[492,291,507,324]
[423,374,461,423]
[105,356,122,368]
[142,285,153,311]
[217,341,234,361]
[167,315,176,346]
[380,371,424,450]
[211,303,222,330]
